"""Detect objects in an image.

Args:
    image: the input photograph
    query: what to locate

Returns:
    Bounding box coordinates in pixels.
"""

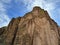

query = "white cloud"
[19,0,56,14]
[15,0,57,12]
[0,1,10,28]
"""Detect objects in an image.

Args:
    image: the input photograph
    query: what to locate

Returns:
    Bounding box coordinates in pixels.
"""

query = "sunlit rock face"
[0,6,59,45]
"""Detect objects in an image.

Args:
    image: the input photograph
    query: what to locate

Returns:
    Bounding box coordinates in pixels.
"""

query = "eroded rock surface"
[0,6,59,45]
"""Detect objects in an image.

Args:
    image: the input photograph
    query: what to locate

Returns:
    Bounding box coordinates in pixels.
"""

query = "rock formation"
[0,6,60,45]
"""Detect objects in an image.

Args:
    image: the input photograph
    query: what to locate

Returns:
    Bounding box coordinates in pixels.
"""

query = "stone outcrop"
[0,6,60,45]
[0,26,7,45]
[58,27,60,45]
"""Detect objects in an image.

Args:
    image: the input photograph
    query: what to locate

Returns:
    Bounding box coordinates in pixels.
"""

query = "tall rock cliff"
[0,6,60,45]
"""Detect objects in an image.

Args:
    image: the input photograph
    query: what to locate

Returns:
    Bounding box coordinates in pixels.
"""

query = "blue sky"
[0,0,60,27]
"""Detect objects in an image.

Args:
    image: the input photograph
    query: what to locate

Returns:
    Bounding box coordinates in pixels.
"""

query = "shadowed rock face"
[58,27,60,45]
[0,6,60,45]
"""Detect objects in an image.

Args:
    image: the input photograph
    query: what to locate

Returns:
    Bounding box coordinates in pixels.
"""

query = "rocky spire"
[0,6,59,45]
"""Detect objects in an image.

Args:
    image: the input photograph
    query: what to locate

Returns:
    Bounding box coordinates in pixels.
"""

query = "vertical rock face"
[58,27,60,45]
[0,6,59,45]
[0,26,7,45]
